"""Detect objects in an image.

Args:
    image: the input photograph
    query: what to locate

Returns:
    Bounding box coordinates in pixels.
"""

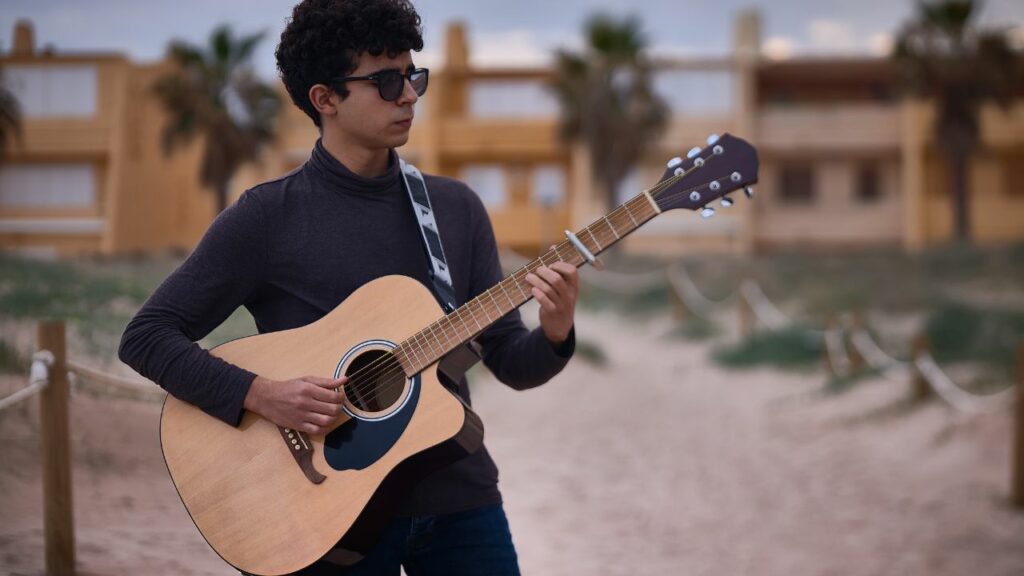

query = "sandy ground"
[1,308,1023,575]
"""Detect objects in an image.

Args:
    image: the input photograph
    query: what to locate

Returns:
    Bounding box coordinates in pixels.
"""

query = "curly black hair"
[275,0,424,127]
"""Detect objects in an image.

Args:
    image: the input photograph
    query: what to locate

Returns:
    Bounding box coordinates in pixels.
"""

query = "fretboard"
[393,192,661,375]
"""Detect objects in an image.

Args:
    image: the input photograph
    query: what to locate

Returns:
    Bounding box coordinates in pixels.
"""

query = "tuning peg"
[667,156,683,169]
[700,206,716,218]
[706,133,720,145]
[687,146,701,159]
[744,186,754,199]
[721,196,734,207]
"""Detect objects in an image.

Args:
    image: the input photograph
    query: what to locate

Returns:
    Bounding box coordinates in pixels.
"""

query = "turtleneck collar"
[306,138,402,197]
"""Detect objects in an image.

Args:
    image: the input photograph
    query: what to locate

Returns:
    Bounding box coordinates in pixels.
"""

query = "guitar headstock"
[650,133,759,217]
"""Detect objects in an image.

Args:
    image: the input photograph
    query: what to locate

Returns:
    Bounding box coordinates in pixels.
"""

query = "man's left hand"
[525,260,579,345]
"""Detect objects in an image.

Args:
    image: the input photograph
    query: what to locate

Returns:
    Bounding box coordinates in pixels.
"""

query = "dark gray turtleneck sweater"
[118,140,574,515]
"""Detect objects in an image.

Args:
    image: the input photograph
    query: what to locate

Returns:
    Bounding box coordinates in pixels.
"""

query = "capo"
[564,230,604,270]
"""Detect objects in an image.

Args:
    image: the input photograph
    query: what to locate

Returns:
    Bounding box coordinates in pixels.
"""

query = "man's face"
[328,50,419,151]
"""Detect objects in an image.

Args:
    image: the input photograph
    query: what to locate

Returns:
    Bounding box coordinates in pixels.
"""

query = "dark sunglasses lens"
[378,72,405,101]
[410,70,428,96]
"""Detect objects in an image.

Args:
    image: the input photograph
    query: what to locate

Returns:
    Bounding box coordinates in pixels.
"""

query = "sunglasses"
[332,67,429,102]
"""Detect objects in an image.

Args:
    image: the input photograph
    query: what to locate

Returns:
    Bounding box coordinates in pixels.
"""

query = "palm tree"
[154,25,281,213]
[0,74,21,160]
[551,14,668,211]
[893,0,1021,241]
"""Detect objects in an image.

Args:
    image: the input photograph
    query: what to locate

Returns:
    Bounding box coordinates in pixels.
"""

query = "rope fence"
[0,264,1019,576]
[0,350,54,412]
[0,321,166,575]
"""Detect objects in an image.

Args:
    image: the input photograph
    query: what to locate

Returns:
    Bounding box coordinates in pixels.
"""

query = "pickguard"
[322,373,421,471]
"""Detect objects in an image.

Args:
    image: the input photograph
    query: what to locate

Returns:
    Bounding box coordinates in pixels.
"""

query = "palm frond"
[153,24,280,212]
[0,77,22,159]
[551,14,668,207]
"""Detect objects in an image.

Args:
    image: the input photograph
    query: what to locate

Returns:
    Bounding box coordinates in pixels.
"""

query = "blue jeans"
[295,504,521,576]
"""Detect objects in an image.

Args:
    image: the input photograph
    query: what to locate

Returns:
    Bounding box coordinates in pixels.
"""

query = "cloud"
[763,36,796,60]
[867,32,893,56]
[807,19,856,52]
[469,29,559,67]
[763,22,897,59]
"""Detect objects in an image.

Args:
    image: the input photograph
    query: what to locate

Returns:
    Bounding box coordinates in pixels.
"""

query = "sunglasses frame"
[331,67,429,102]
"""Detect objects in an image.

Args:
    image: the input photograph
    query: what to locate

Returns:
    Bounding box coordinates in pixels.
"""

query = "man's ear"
[309,84,340,120]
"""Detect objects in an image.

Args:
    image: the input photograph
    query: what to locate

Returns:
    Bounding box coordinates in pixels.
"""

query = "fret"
[586,228,604,251]
[498,281,517,308]
[514,271,530,299]
[486,288,504,318]
[624,202,639,227]
[468,302,483,332]
[400,343,420,370]
[405,334,424,365]
[603,215,621,240]
[477,295,493,323]
[412,332,435,367]
[427,320,451,351]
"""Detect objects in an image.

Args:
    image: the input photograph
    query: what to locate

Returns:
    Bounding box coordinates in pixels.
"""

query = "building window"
[532,165,565,206]
[855,164,882,203]
[653,69,735,116]
[1,65,98,119]
[461,165,507,208]
[0,164,96,208]
[778,164,815,204]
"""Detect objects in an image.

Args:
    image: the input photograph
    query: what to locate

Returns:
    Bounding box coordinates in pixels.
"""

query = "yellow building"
[0,21,219,256]
[1,13,1022,258]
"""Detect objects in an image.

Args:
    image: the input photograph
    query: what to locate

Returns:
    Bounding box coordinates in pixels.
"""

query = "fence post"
[909,334,931,401]
[823,315,837,376]
[1012,344,1024,508]
[666,270,689,322]
[37,321,75,576]
[847,313,866,372]
[738,280,754,339]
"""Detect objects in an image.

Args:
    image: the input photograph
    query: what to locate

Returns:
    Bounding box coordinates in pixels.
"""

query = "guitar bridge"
[278,425,326,484]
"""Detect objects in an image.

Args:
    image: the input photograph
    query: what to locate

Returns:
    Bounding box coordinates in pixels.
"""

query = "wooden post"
[910,334,931,400]
[823,315,837,376]
[1012,344,1024,508]
[666,270,689,322]
[847,313,867,372]
[37,321,75,576]
[738,281,754,339]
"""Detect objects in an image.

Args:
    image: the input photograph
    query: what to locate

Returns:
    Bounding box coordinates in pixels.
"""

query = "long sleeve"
[464,192,575,390]
[118,190,267,426]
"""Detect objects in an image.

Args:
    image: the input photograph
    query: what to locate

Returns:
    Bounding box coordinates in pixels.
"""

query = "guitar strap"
[397,157,482,382]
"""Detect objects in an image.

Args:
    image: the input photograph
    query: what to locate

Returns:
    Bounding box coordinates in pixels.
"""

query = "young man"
[118,0,578,574]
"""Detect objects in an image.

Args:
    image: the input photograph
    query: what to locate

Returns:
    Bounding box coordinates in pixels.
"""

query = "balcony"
[758,104,902,151]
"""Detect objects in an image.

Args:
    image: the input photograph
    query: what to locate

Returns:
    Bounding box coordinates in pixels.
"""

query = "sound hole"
[343,349,406,413]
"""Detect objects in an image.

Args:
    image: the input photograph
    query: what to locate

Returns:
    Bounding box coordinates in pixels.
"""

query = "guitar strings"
[334,193,668,402]
[332,153,731,409]
[333,152,729,403]
[333,158,720,406]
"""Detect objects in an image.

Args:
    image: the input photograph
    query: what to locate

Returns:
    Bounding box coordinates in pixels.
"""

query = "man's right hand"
[243,375,347,435]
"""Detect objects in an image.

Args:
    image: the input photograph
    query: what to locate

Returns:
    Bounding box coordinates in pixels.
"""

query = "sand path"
[1,309,1022,575]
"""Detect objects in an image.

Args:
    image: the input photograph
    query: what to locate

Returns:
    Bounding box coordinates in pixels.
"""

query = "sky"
[1,0,1023,79]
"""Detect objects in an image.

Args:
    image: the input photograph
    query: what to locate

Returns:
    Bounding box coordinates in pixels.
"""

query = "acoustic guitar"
[160,133,759,575]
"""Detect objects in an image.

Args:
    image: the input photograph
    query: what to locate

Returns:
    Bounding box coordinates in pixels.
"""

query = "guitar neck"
[392,192,662,375]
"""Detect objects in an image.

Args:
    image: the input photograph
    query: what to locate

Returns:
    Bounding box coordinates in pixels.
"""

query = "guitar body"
[159,275,484,575]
